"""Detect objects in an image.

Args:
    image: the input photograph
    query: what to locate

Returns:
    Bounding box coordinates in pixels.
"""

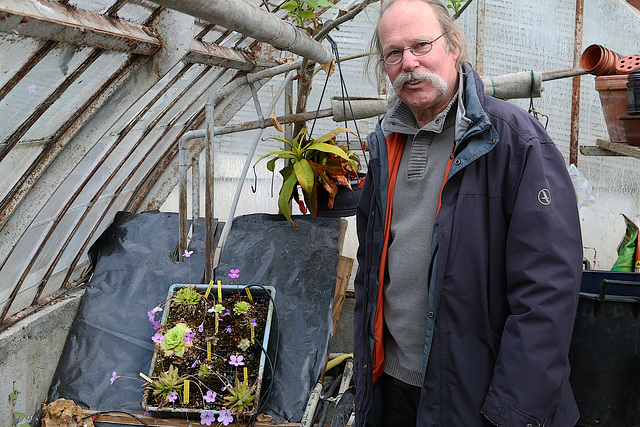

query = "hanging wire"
[325,29,369,169]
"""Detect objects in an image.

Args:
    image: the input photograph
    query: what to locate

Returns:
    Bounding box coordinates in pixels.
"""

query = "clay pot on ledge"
[595,75,630,143]
[581,44,620,76]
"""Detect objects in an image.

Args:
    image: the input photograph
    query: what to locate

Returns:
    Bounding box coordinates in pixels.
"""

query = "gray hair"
[366,0,469,81]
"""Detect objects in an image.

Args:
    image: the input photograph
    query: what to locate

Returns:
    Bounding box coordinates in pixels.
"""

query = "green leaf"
[9,392,18,401]
[280,0,299,11]
[14,412,26,418]
[307,142,353,161]
[20,424,30,427]
[299,10,316,18]
[293,159,315,194]
[318,0,334,7]
[312,126,355,144]
[303,0,319,11]
[278,173,298,224]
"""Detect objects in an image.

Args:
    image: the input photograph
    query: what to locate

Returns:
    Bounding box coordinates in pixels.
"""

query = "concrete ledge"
[0,288,85,425]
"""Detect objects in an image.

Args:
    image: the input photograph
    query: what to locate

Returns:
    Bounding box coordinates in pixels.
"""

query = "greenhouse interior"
[1,0,640,425]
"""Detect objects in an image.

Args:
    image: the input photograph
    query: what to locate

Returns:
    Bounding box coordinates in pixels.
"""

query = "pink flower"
[152,333,165,344]
[183,331,196,343]
[217,409,234,426]
[229,354,244,366]
[228,268,240,279]
[201,411,216,426]
[198,324,204,333]
[203,390,217,403]
[183,249,193,258]
[110,371,117,385]
[167,391,178,402]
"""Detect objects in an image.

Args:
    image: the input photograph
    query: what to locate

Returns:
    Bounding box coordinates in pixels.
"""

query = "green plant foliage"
[447,0,468,13]
[233,301,250,315]
[224,376,255,415]
[9,389,30,427]
[255,127,359,225]
[173,286,201,305]
[160,323,192,357]
[238,339,251,352]
[198,364,213,376]
[150,365,184,400]
[280,0,335,28]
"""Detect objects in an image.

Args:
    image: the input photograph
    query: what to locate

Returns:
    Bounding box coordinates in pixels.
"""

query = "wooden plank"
[332,255,354,336]
[579,145,626,156]
[596,138,640,159]
[84,410,299,426]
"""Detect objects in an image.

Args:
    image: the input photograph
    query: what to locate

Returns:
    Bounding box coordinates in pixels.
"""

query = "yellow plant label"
[204,280,214,299]
[207,341,211,360]
[250,324,255,344]
[217,280,222,302]
[184,380,190,404]
[243,367,248,385]
[245,288,254,304]
[139,372,153,383]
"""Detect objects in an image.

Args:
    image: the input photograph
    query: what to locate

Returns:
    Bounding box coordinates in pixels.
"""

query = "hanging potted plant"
[254,125,362,227]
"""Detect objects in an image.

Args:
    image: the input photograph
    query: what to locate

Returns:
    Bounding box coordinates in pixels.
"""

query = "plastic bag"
[568,164,597,208]
[611,213,638,272]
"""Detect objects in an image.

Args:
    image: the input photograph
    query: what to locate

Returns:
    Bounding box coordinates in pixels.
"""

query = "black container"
[628,70,640,115]
[570,270,640,426]
[316,175,364,218]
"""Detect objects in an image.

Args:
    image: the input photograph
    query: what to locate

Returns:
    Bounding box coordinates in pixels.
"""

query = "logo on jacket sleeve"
[538,188,551,205]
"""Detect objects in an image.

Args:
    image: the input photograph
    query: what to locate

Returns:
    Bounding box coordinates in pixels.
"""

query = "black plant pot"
[628,70,640,115]
[316,175,365,218]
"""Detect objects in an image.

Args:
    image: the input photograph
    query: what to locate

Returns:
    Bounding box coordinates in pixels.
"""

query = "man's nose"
[401,51,420,71]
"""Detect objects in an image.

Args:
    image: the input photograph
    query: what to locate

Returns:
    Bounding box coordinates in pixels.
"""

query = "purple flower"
[191,357,200,368]
[203,390,217,403]
[110,371,117,385]
[217,409,234,426]
[152,333,165,344]
[198,324,204,333]
[224,309,231,316]
[228,268,240,279]
[167,391,178,403]
[229,354,244,366]
[226,325,232,333]
[207,307,216,313]
[147,307,162,330]
[201,411,216,426]
[183,249,193,258]
[27,83,37,94]
[250,319,257,327]
[183,331,196,343]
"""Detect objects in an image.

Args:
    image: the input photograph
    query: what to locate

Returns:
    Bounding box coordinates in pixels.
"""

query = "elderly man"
[353,0,583,426]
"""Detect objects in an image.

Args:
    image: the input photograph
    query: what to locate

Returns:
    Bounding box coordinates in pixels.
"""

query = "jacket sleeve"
[480,132,583,426]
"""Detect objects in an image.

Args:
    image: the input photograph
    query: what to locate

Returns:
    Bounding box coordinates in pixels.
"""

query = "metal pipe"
[203,59,304,282]
[570,0,585,166]
[178,129,206,258]
[218,72,294,260]
[148,0,333,64]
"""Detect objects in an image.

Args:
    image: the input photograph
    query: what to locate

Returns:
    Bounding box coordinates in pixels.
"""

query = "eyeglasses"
[380,34,445,66]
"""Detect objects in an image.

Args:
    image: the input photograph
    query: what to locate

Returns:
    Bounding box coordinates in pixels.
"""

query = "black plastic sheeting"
[47,211,340,424]
[216,213,341,422]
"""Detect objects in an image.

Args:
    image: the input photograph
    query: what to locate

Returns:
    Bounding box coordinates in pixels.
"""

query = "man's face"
[378,0,460,124]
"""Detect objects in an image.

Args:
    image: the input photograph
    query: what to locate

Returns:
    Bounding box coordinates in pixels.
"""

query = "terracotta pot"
[581,44,620,76]
[595,75,629,142]
[616,55,640,74]
[620,115,640,145]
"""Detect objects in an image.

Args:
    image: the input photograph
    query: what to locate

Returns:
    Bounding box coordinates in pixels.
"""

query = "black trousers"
[367,373,421,427]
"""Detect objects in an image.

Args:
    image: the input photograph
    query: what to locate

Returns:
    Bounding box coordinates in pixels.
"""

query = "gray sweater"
[381,96,458,387]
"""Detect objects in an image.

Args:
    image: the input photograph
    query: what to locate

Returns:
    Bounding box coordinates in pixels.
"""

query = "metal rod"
[148,0,333,64]
[218,72,294,261]
[178,129,206,258]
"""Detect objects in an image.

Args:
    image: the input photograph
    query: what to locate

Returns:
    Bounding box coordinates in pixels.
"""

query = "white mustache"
[393,70,448,96]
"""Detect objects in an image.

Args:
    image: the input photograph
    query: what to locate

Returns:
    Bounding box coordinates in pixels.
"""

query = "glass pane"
[21,51,129,142]
[0,45,93,141]
[66,0,115,14]
[0,33,44,88]
[116,2,156,25]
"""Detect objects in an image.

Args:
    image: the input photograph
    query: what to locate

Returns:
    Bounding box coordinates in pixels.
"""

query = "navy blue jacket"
[353,64,582,426]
